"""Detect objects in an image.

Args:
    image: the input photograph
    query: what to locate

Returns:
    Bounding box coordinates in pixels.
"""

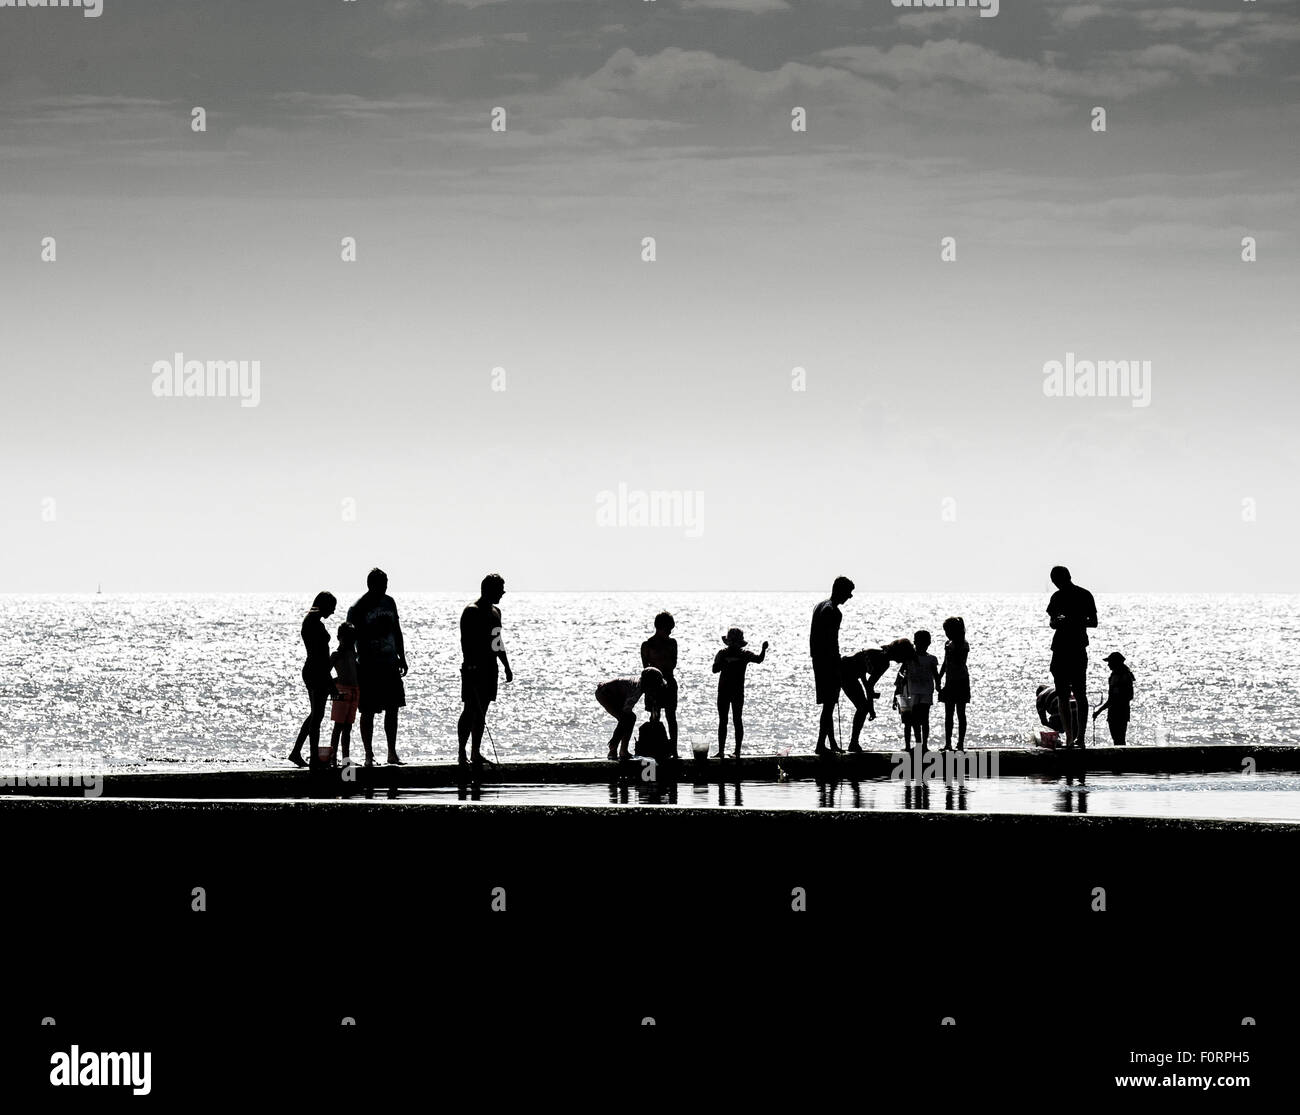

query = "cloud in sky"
[0,1,1296,590]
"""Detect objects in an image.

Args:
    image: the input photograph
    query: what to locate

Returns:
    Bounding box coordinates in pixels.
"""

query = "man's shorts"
[358,663,406,714]
[330,682,360,724]
[461,663,499,708]
[813,657,841,705]
[1050,650,1089,704]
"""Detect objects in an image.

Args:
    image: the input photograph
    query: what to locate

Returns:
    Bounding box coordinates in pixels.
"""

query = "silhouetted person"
[596,667,666,761]
[329,622,359,765]
[839,638,914,752]
[1036,683,1080,739]
[458,573,513,767]
[640,611,678,758]
[712,627,768,758]
[900,629,939,752]
[289,591,337,767]
[1094,651,1135,746]
[810,575,854,756]
[938,616,971,751]
[346,568,408,766]
[1046,565,1097,748]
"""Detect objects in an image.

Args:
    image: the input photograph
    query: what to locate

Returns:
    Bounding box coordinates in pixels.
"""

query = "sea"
[1,592,1295,772]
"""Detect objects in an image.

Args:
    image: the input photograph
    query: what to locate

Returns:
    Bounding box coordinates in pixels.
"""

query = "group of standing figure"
[809,576,972,756]
[597,614,772,762]
[289,569,510,768]
[289,564,1137,767]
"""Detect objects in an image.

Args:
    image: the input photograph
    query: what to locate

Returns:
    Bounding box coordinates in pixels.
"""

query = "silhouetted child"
[712,628,768,758]
[899,629,939,751]
[937,616,970,751]
[640,611,679,759]
[1094,651,1135,746]
[329,622,359,765]
[596,667,666,761]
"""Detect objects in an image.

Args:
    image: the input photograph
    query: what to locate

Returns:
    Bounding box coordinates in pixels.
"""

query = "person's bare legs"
[290,690,327,766]
[956,703,967,750]
[733,705,744,757]
[384,708,401,763]
[617,712,635,760]
[359,710,376,765]
[817,703,838,754]
[850,699,867,750]
[458,702,487,763]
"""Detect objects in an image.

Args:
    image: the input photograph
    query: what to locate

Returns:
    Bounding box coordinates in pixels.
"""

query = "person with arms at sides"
[810,575,854,757]
[458,573,514,767]
[346,568,409,767]
[640,611,679,759]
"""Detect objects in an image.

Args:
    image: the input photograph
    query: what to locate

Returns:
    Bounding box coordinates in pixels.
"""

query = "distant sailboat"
[96,583,102,595]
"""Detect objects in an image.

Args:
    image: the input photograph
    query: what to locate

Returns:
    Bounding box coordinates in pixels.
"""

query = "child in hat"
[712,628,768,758]
[1094,652,1135,746]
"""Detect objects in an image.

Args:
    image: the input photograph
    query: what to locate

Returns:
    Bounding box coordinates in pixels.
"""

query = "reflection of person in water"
[596,667,666,762]
[938,617,971,752]
[712,628,768,759]
[289,591,337,767]
[346,568,408,767]
[458,573,513,767]
[810,576,854,756]
[839,639,914,752]
[640,612,679,759]
[1046,566,1097,749]
[1094,651,1135,746]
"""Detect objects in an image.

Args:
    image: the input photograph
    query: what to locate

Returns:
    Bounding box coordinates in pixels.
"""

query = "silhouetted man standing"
[1045,565,1097,749]
[458,573,513,766]
[810,575,854,756]
[347,567,408,766]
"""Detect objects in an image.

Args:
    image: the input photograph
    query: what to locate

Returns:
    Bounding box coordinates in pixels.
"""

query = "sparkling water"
[1,592,1295,771]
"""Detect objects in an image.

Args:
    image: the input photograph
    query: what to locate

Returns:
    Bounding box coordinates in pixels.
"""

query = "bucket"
[691,741,710,760]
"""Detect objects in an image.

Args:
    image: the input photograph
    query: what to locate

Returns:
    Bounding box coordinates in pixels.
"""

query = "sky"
[0,0,1297,593]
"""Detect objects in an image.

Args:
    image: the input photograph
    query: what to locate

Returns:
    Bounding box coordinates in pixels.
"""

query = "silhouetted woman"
[938,616,970,751]
[289,591,337,767]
